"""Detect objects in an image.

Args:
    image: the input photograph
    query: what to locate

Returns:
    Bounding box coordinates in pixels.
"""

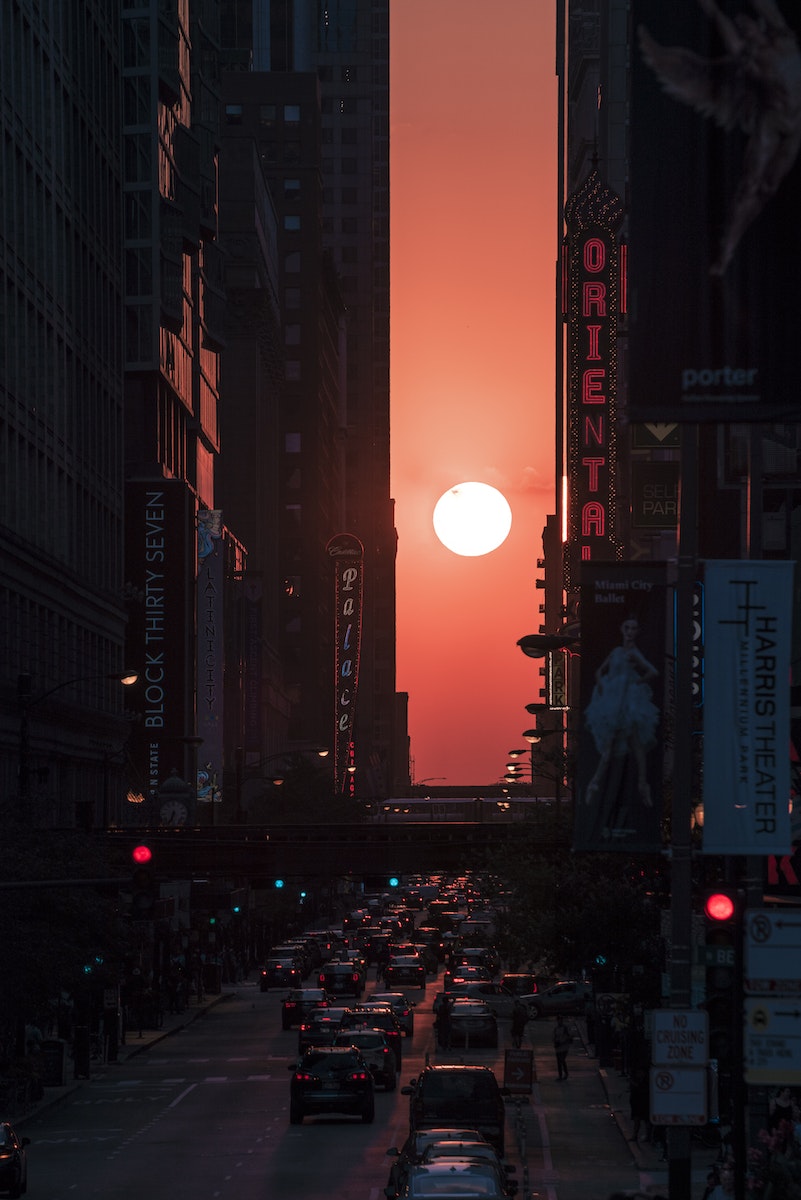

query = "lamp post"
[17,670,139,814]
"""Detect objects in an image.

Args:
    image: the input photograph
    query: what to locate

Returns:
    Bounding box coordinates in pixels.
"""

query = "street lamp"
[17,670,139,812]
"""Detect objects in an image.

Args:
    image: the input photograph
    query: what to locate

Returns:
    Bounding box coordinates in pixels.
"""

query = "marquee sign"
[327,534,364,795]
[563,169,625,589]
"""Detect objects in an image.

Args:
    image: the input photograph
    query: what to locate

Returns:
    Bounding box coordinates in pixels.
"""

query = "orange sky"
[390,2,559,786]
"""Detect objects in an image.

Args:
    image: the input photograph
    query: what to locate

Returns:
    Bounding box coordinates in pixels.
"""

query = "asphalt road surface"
[18,966,654,1200]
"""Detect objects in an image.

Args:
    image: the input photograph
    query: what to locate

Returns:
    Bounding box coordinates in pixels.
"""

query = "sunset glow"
[391,1,558,785]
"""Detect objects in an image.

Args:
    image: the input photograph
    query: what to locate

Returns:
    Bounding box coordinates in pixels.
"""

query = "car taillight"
[318,973,325,984]
[294,1071,314,1082]
[286,1001,297,1009]
[349,1071,369,1081]
[382,1047,392,1056]
[352,973,359,982]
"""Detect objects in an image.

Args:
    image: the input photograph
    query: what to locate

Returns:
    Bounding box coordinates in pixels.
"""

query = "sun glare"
[433,481,512,557]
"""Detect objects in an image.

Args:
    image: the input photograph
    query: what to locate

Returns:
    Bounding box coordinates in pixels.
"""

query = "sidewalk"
[9,987,235,1127]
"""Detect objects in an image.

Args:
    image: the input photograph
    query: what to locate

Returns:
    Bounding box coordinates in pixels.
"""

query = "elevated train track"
[106,814,568,880]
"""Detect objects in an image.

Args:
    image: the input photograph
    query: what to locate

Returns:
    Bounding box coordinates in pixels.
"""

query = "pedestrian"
[511,999,528,1049]
[553,1014,571,1079]
[706,1160,735,1198]
[437,995,453,1050]
[629,1067,650,1141]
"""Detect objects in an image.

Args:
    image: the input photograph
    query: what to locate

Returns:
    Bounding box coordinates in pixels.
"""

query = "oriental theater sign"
[563,169,624,587]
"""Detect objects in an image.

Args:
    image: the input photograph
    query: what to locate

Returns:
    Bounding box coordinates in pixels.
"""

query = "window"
[259,104,276,126]
[284,215,300,231]
[285,433,301,453]
[225,104,243,124]
[284,179,301,200]
[283,104,300,123]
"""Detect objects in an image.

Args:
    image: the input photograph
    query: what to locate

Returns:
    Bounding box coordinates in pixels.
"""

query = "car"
[341,1004,403,1070]
[318,960,364,998]
[385,955,426,988]
[297,1006,350,1053]
[521,980,592,1019]
[280,987,331,1030]
[499,973,539,997]
[371,991,416,1036]
[402,1064,507,1154]
[456,947,499,976]
[421,1142,518,1195]
[393,1160,508,1199]
[333,1028,397,1089]
[443,964,491,990]
[259,956,302,991]
[434,982,516,1019]
[289,1044,375,1124]
[0,1122,29,1199]
[447,999,499,1048]
[385,1128,489,1198]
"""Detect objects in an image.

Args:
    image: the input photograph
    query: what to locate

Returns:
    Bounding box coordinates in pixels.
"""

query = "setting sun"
[433,482,513,557]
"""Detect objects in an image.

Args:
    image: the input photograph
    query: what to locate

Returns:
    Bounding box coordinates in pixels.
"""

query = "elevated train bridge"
[107,813,568,884]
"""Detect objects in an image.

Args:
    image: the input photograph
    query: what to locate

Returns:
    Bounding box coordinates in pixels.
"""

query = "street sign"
[744,997,801,1085]
[745,908,801,994]
[503,1048,534,1094]
[649,1066,707,1125]
[652,1010,708,1066]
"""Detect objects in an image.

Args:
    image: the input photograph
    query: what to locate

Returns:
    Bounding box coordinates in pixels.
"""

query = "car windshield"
[422,1073,498,1101]
[303,1049,360,1069]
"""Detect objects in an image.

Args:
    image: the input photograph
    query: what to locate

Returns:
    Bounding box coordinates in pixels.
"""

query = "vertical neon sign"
[327,534,364,795]
[563,169,624,589]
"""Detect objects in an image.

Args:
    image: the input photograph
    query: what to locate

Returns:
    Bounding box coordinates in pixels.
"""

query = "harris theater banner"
[575,562,669,852]
[702,560,794,854]
[628,1,801,423]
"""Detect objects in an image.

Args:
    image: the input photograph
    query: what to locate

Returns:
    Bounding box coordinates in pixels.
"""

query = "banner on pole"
[702,560,794,855]
[575,562,669,852]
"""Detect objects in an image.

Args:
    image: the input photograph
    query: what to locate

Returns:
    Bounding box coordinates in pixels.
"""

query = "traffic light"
[388,875,400,889]
[702,885,741,1118]
[130,844,155,919]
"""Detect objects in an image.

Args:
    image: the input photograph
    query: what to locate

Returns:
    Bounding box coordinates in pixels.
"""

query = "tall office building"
[0,3,132,825]
[223,0,402,798]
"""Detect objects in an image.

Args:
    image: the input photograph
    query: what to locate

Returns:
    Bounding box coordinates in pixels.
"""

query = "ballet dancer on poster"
[583,616,660,813]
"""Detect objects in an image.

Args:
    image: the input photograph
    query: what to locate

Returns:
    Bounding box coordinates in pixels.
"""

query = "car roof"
[450,999,493,1012]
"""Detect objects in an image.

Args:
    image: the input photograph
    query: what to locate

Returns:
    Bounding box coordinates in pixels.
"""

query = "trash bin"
[40,1039,67,1087]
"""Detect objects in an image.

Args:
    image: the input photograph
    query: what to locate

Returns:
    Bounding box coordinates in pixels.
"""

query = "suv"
[289,1045,374,1124]
[333,1028,397,1090]
[402,1064,507,1154]
[318,960,364,998]
[280,987,331,1030]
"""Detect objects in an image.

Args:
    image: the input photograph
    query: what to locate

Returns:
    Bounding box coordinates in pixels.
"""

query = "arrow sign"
[503,1048,534,1093]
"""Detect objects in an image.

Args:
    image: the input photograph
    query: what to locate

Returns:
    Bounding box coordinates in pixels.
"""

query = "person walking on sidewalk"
[511,999,528,1049]
[553,1014,571,1079]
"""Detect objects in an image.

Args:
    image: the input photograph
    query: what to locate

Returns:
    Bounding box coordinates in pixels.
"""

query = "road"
[20,966,656,1200]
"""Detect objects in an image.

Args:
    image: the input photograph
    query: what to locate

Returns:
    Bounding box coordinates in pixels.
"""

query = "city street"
[11,967,718,1199]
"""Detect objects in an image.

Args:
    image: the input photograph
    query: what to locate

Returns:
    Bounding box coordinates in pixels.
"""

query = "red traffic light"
[132,844,152,865]
[704,891,735,922]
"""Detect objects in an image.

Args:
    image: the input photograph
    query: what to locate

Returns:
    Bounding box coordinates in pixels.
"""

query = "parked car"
[521,980,592,1019]
[385,1128,489,1199]
[280,987,331,1030]
[0,1122,29,1199]
[371,991,416,1036]
[297,1006,350,1053]
[402,1064,507,1154]
[333,1028,397,1090]
[288,1045,374,1124]
[447,999,499,1048]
